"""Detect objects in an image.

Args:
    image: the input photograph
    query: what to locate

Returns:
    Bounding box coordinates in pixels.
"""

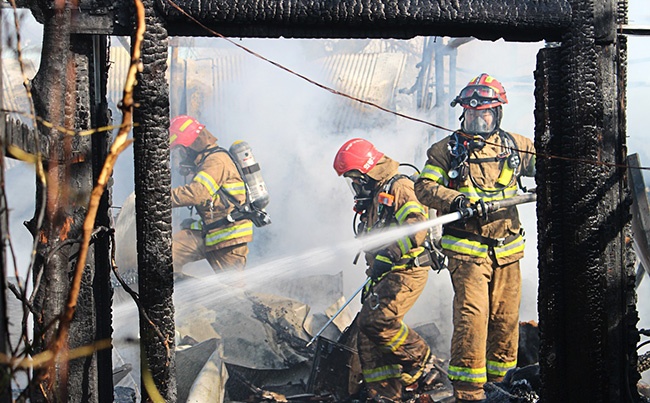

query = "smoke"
[5,2,650,385]
[113,37,544,351]
[626,0,650,382]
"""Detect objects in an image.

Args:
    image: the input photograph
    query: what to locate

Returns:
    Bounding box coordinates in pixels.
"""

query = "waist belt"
[443,226,521,248]
[202,211,244,232]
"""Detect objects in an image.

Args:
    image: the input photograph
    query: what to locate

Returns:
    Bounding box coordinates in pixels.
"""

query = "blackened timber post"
[29,4,105,401]
[132,0,177,400]
[535,0,640,401]
[89,33,115,403]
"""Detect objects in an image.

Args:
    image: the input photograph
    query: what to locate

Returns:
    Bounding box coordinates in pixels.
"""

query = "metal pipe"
[306,278,371,347]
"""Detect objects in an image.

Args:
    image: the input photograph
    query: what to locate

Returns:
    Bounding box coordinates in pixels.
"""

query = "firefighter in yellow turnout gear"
[334,138,438,402]
[414,74,536,403]
[169,115,253,273]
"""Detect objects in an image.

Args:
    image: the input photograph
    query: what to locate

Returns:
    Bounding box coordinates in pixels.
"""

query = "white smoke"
[4,0,650,387]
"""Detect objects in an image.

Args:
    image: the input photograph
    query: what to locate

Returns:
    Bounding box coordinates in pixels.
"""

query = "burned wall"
[535,1,638,401]
[13,0,637,401]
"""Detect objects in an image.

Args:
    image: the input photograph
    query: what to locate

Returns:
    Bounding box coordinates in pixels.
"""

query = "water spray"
[305,191,538,346]
[114,192,537,342]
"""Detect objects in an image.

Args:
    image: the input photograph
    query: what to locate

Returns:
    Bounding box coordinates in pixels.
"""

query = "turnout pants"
[172,228,248,273]
[447,254,521,401]
[357,266,430,401]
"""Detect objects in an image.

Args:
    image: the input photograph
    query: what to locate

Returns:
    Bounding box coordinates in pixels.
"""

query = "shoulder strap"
[200,145,255,207]
[383,173,409,193]
[375,174,409,225]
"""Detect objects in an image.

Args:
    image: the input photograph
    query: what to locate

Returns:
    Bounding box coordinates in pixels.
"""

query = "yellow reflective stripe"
[397,237,413,255]
[222,181,246,196]
[493,235,525,258]
[486,359,517,377]
[190,221,202,230]
[441,235,488,257]
[395,201,428,224]
[362,364,402,383]
[179,119,193,132]
[169,134,178,144]
[392,247,425,269]
[457,184,518,202]
[448,365,487,383]
[419,164,449,186]
[376,254,392,264]
[401,347,431,385]
[385,322,409,352]
[496,163,515,187]
[205,221,253,246]
[193,171,220,199]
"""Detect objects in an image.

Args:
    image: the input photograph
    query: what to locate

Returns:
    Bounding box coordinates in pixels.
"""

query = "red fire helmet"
[169,115,205,148]
[451,73,508,110]
[333,138,384,176]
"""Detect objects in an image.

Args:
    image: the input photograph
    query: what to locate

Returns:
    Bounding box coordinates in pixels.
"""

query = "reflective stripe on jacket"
[171,147,253,251]
[362,156,431,268]
[440,233,525,259]
[414,130,535,264]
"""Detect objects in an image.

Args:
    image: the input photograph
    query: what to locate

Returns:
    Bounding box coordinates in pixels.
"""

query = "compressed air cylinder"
[229,140,270,209]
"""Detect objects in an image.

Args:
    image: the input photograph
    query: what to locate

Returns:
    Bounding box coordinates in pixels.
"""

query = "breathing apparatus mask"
[460,107,500,138]
[344,170,376,213]
[172,146,199,177]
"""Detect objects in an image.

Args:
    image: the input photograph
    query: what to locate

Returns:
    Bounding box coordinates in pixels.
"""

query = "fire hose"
[305,192,537,348]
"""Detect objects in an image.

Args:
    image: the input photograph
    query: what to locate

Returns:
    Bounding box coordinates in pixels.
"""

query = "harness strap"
[374,174,409,227]
[468,156,501,163]
[443,226,521,248]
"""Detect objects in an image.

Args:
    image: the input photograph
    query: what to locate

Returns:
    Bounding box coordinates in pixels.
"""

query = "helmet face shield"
[343,170,375,211]
[461,108,498,136]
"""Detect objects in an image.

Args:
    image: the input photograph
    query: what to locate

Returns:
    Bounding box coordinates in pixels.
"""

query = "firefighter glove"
[450,195,473,218]
[369,251,394,282]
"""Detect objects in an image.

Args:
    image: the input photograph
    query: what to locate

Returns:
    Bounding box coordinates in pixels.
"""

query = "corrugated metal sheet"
[108,44,131,109]
[319,52,407,132]
[2,57,36,122]
[181,52,244,122]
[107,45,407,134]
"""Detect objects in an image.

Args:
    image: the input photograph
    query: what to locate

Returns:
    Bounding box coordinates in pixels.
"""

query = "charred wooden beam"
[88,33,114,403]
[159,0,572,41]
[27,1,113,400]
[132,0,177,400]
[19,0,573,40]
[536,0,639,401]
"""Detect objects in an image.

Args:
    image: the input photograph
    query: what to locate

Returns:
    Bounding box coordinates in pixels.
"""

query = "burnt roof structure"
[4,0,638,402]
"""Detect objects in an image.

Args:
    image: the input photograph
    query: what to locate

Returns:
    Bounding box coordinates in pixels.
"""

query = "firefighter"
[334,138,439,402]
[414,73,536,403]
[169,115,253,274]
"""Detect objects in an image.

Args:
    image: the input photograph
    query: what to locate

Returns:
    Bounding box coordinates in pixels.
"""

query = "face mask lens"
[462,109,497,136]
[344,177,358,196]
[345,176,368,196]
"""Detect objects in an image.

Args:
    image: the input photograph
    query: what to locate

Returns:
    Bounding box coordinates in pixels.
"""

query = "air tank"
[229,140,270,209]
